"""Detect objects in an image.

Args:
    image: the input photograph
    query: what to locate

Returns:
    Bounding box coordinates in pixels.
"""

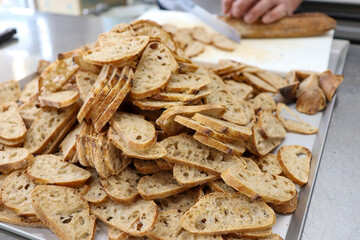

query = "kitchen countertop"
[0,11,359,240]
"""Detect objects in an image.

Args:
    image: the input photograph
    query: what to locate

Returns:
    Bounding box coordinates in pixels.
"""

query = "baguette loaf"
[0,80,21,104]
[181,193,276,235]
[110,112,156,151]
[0,102,27,142]
[173,164,218,187]
[31,185,96,240]
[221,168,296,204]
[277,145,311,186]
[26,155,91,187]
[90,198,159,236]
[137,171,190,200]
[100,167,141,204]
[0,148,34,172]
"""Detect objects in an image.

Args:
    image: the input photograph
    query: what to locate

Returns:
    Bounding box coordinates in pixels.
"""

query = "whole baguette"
[219,12,336,38]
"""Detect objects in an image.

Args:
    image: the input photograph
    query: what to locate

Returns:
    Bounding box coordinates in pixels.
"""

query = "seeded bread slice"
[181,193,275,235]
[1,170,37,218]
[173,164,218,187]
[110,112,156,151]
[277,145,311,186]
[166,73,211,94]
[27,155,91,187]
[130,42,178,99]
[137,171,190,200]
[134,159,161,174]
[83,36,149,66]
[108,127,166,160]
[81,168,107,204]
[100,167,141,204]
[256,154,282,175]
[276,103,318,134]
[93,68,134,132]
[221,168,296,204]
[59,124,81,161]
[160,133,245,175]
[193,132,246,156]
[156,104,225,135]
[90,198,159,236]
[19,77,39,103]
[0,148,34,172]
[0,80,20,104]
[24,103,80,154]
[192,113,252,139]
[38,90,79,108]
[0,204,45,228]
[31,185,96,240]
[148,209,223,240]
[19,101,42,128]
[258,110,286,139]
[0,102,27,142]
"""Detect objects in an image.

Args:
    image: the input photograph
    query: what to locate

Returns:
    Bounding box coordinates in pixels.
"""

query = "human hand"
[222,0,303,24]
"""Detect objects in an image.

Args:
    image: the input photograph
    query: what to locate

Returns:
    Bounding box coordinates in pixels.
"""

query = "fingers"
[261,3,288,24]
[244,0,277,23]
[222,0,235,16]
[231,0,257,19]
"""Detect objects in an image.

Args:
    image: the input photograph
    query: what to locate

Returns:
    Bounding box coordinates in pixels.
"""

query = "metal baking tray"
[0,39,349,240]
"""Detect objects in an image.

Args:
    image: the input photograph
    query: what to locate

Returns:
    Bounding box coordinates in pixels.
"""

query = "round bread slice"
[81,168,107,204]
[0,148,34,172]
[31,185,96,240]
[212,33,237,51]
[0,102,26,142]
[0,80,20,105]
[277,145,312,186]
[110,112,156,151]
[191,26,212,44]
[181,192,276,235]
[256,154,283,175]
[27,155,91,187]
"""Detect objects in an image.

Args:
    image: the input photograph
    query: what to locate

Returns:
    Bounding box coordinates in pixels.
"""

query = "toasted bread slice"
[0,80,21,104]
[130,42,178,99]
[191,26,211,44]
[252,123,283,156]
[156,187,201,212]
[173,164,218,187]
[296,86,326,114]
[1,170,37,218]
[156,104,225,135]
[181,193,275,235]
[90,198,159,236]
[152,89,211,103]
[19,101,42,128]
[212,33,237,51]
[31,185,96,240]
[184,41,205,58]
[193,132,246,156]
[0,102,27,142]
[258,110,286,139]
[256,154,282,175]
[39,90,79,108]
[255,71,288,89]
[137,171,190,200]
[108,127,166,160]
[242,72,277,93]
[81,168,107,204]
[166,73,211,94]
[92,134,112,178]
[248,92,277,112]
[19,77,39,103]
[110,112,156,151]
[59,124,81,161]
[27,155,91,187]
[160,133,246,175]
[268,190,298,214]
[155,159,174,171]
[110,23,135,34]
[75,70,97,101]
[221,168,296,204]
[208,179,237,193]
[0,148,34,172]
[277,145,311,186]
[108,226,129,240]
[131,98,185,111]
[276,103,318,134]
[0,204,45,228]
[319,70,343,101]
[102,139,132,175]
[224,80,253,101]
[134,159,161,174]
[192,113,252,139]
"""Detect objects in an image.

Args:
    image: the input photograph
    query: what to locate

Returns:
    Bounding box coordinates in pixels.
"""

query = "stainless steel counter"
[0,11,359,240]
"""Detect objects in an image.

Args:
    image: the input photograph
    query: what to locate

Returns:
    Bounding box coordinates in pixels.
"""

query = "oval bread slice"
[181,193,276,235]
[173,164,218,187]
[0,102,26,142]
[277,145,311,186]
[27,155,91,187]
[38,90,79,108]
[110,112,156,151]
[0,80,20,105]
[81,168,107,204]
[31,185,96,240]
[0,148,34,172]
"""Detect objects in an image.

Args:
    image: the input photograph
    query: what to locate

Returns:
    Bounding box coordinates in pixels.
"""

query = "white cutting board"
[139,10,334,75]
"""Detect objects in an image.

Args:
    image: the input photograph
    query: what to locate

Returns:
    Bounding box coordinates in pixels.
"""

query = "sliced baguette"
[256,154,282,175]
[0,80,21,104]
[100,167,141,204]
[173,164,218,187]
[268,190,298,214]
[252,124,283,156]
[152,89,211,103]
[155,187,201,212]
[221,168,296,204]
[160,133,246,175]
[38,90,79,108]
[207,179,237,193]
[130,42,178,99]
[0,148,34,172]
[59,124,81,161]
[131,98,185,111]
[31,185,96,240]
[184,41,205,58]
[242,72,277,93]
[277,145,311,186]
[19,101,42,128]
[19,77,39,103]
[90,198,159,236]
[75,70,97,101]
[258,110,286,139]
[134,159,161,174]
[191,26,212,44]
[212,33,237,51]
[26,155,91,187]
[166,73,210,94]
[181,193,276,235]
[0,102,27,142]
[137,171,190,200]
[110,112,156,151]
[108,127,166,160]
[248,92,276,112]
[0,204,45,228]
[255,70,288,89]
[155,159,174,171]
[81,168,107,204]
[156,104,225,135]
[93,134,112,178]
[224,80,253,101]
[108,226,129,240]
